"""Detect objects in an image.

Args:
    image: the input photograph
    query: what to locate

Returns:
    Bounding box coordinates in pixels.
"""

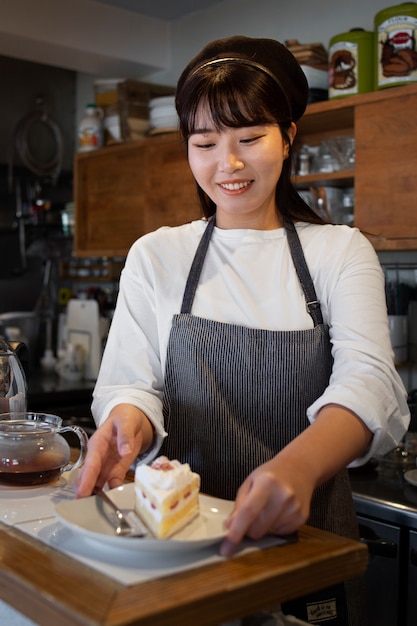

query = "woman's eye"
[196,142,215,149]
[191,137,216,149]
[241,135,263,144]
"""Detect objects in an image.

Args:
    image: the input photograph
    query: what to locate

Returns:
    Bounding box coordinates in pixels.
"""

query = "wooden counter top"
[0,519,367,626]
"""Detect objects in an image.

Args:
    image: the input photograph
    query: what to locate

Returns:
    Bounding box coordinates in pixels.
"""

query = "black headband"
[190,57,292,119]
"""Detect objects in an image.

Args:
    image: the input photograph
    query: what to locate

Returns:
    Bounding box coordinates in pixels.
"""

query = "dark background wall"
[0,55,76,312]
[0,55,76,170]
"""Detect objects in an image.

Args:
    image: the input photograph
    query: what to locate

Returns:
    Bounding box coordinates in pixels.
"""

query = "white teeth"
[220,181,250,190]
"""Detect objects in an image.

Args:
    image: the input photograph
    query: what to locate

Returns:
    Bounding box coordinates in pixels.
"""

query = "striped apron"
[161,216,361,625]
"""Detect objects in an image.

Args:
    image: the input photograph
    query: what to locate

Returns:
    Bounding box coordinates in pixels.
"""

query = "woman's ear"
[288,122,297,146]
[284,122,297,159]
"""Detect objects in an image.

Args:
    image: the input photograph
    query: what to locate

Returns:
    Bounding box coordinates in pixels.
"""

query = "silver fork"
[93,486,148,537]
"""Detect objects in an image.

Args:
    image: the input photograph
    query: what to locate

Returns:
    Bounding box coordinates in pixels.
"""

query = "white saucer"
[55,484,233,552]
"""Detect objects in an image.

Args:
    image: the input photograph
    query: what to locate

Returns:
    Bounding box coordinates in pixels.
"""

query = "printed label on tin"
[377,14,417,86]
[329,41,359,97]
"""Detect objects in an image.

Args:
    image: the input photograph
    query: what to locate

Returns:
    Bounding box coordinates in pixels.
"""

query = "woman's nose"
[218,150,244,172]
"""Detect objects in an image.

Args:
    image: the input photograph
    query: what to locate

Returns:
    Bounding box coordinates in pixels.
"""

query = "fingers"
[114,418,136,458]
[220,492,268,557]
[74,428,111,497]
[75,411,141,498]
[219,537,239,557]
[220,468,309,557]
[75,440,133,497]
[110,404,150,458]
[106,476,126,490]
[75,440,105,498]
[222,479,268,550]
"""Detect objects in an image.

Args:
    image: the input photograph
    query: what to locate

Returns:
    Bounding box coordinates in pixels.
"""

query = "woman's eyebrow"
[189,127,214,136]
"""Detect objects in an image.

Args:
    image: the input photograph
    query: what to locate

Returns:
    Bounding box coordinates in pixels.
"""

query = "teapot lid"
[0,420,52,438]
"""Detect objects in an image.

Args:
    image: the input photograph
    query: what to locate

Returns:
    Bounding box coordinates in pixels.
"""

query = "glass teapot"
[0,412,88,486]
[0,338,27,414]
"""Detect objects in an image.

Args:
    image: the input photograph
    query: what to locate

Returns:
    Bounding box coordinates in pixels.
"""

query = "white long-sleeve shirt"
[92,219,410,465]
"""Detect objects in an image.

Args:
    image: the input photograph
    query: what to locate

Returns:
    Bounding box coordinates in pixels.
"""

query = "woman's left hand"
[220,456,313,556]
[219,405,373,556]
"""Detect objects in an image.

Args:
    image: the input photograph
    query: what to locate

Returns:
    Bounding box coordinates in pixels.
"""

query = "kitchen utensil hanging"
[8,97,64,192]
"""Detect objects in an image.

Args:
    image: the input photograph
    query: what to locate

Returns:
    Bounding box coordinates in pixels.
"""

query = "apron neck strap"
[284,218,323,325]
[181,216,216,314]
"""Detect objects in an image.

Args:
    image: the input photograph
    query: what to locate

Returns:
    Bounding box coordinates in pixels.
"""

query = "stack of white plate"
[300,65,329,103]
[300,65,328,90]
[148,96,178,134]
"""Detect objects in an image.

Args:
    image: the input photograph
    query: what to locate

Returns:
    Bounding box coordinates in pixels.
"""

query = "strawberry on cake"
[134,456,200,539]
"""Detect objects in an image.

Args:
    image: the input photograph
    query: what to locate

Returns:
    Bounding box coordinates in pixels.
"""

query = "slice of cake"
[134,456,200,539]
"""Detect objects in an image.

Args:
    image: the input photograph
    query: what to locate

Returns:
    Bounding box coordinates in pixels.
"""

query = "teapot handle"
[58,425,89,473]
[7,341,30,380]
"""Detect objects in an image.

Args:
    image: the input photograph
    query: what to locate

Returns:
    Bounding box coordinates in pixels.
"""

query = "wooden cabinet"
[74,84,417,257]
[294,82,417,250]
[354,88,416,247]
[74,133,201,257]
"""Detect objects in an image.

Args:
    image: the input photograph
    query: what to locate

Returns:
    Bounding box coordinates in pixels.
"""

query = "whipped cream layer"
[135,456,198,492]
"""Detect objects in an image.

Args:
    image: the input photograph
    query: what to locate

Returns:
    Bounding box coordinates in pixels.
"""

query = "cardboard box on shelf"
[94,79,175,144]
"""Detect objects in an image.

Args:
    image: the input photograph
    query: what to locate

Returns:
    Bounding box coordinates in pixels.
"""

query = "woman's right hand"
[75,403,154,498]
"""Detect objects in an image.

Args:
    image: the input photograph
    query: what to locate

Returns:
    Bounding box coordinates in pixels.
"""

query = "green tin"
[329,28,374,99]
[374,2,417,89]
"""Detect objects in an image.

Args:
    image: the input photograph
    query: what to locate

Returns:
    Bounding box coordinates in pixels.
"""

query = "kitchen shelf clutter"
[59,257,124,282]
[74,83,417,257]
[294,82,417,250]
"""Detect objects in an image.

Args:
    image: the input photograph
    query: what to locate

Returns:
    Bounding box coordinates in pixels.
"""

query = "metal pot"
[0,339,27,414]
[0,311,40,369]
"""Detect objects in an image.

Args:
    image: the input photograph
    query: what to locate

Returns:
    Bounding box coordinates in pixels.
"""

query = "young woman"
[77,36,409,625]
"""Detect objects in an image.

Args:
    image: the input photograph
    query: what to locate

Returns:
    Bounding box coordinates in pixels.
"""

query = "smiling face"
[187,105,295,229]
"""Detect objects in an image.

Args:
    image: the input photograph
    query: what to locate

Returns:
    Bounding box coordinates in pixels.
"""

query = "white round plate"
[404,469,417,487]
[149,96,175,108]
[54,484,233,551]
[149,116,178,128]
[149,106,176,118]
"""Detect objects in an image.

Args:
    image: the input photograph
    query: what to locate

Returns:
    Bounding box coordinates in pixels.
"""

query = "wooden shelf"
[298,82,417,135]
[293,169,354,188]
[74,134,201,257]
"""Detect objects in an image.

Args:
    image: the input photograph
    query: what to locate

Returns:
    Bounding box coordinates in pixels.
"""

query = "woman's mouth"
[219,180,253,191]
